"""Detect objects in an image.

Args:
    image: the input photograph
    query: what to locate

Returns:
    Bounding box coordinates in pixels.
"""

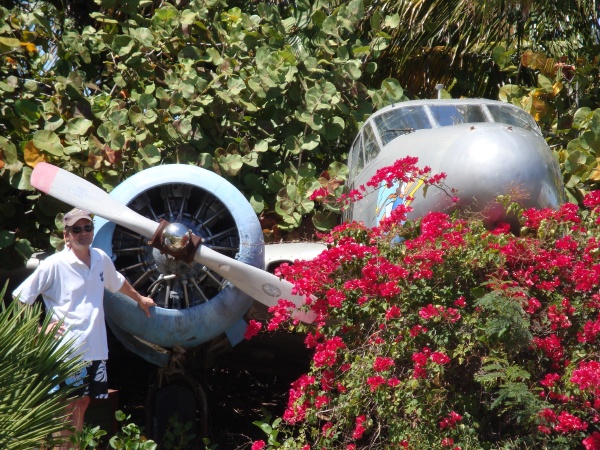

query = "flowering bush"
[248,158,600,449]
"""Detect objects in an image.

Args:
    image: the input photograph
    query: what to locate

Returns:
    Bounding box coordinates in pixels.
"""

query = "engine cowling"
[93,165,264,366]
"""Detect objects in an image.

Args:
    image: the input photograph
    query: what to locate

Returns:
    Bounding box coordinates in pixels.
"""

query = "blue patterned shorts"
[53,360,109,399]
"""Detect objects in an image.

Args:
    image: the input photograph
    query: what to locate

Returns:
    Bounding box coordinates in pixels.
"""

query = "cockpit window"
[349,134,365,179]
[487,104,541,134]
[363,122,380,162]
[429,104,487,127]
[374,106,431,146]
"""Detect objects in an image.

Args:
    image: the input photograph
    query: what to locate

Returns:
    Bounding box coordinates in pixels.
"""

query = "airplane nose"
[442,125,565,229]
[407,124,565,231]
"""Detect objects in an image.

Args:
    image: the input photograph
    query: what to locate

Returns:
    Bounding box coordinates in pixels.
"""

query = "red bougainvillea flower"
[352,415,367,440]
[431,352,451,365]
[583,431,600,450]
[571,361,600,393]
[244,319,262,340]
[258,161,600,448]
[439,411,463,429]
[554,411,588,433]
[373,356,395,372]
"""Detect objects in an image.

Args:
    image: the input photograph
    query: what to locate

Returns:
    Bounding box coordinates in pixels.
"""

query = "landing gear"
[145,354,208,449]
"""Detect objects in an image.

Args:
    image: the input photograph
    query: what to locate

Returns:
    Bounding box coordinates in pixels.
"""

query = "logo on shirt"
[100,271,104,282]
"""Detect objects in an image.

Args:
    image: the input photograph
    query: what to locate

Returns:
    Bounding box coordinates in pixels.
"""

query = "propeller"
[31,163,316,323]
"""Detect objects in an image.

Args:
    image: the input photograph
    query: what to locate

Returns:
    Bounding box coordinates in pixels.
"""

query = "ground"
[106,328,311,449]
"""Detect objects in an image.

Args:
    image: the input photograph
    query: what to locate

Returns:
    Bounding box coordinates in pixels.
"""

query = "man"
[12,208,156,447]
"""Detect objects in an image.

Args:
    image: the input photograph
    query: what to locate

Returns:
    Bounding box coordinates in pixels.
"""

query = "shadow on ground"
[107,328,311,449]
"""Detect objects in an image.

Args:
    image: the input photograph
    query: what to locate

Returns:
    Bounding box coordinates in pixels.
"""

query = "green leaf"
[344,60,362,81]
[0,230,15,249]
[89,12,119,24]
[130,27,154,46]
[250,194,265,214]
[0,37,21,47]
[0,137,18,164]
[138,144,161,165]
[218,154,243,176]
[328,161,349,179]
[0,81,15,93]
[312,210,338,231]
[498,84,525,104]
[378,78,405,103]
[384,13,400,29]
[66,118,93,136]
[590,109,600,135]
[296,111,323,130]
[14,238,34,262]
[109,110,129,127]
[139,94,157,111]
[23,80,38,92]
[15,99,41,123]
[32,130,64,156]
[112,35,136,57]
[573,107,591,130]
[45,115,64,131]
[537,74,553,92]
[324,116,345,140]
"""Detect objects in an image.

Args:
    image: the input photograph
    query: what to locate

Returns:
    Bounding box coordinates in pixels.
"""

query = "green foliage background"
[1,0,600,270]
[0,0,409,271]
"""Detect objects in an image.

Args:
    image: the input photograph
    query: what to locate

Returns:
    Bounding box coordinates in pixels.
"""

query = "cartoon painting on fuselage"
[344,98,565,230]
[375,176,426,224]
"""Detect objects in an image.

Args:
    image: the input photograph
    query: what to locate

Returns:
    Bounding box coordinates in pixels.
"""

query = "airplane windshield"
[487,104,541,134]
[374,106,432,146]
[429,105,487,127]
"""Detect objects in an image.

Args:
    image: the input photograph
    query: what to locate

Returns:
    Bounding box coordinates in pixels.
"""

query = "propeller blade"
[32,163,158,238]
[31,163,316,322]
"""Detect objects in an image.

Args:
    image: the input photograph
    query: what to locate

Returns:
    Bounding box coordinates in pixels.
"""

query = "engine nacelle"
[93,165,264,366]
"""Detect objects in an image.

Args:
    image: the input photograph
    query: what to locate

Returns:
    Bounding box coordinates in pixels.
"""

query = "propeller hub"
[162,222,192,253]
[148,218,204,264]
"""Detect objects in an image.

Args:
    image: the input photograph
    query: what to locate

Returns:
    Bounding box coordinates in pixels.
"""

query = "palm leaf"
[0,281,86,450]
[356,0,600,98]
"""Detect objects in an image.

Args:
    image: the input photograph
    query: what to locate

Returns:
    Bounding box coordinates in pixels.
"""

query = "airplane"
[25,97,565,440]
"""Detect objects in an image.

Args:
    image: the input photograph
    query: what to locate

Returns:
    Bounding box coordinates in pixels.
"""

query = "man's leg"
[68,395,91,432]
[55,396,90,449]
[53,363,90,449]
[56,361,107,449]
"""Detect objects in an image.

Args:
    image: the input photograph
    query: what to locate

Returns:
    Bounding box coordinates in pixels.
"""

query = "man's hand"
[119,280,157,318]
[42,321,66,338]
[137,296,156,318]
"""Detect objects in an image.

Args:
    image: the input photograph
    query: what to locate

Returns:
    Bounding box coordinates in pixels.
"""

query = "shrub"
[0,284,84,450]
[250,162,600,449]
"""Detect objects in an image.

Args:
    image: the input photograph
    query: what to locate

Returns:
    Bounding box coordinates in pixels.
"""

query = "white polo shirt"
[13,247,125,361]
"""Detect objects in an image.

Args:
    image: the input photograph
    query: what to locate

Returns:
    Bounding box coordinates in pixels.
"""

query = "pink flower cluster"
[539,409,588,434]
[418,304,461,323]
[352,415,367,440]
[439,411,463,429]
[412,347,451,379]
[572,361,600,401]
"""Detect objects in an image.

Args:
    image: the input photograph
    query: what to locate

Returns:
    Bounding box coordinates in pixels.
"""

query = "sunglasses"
[70,224,94,234]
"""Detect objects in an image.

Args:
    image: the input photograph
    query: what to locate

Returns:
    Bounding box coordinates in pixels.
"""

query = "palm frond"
[0,282,86,450]
[357,0,600,98]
